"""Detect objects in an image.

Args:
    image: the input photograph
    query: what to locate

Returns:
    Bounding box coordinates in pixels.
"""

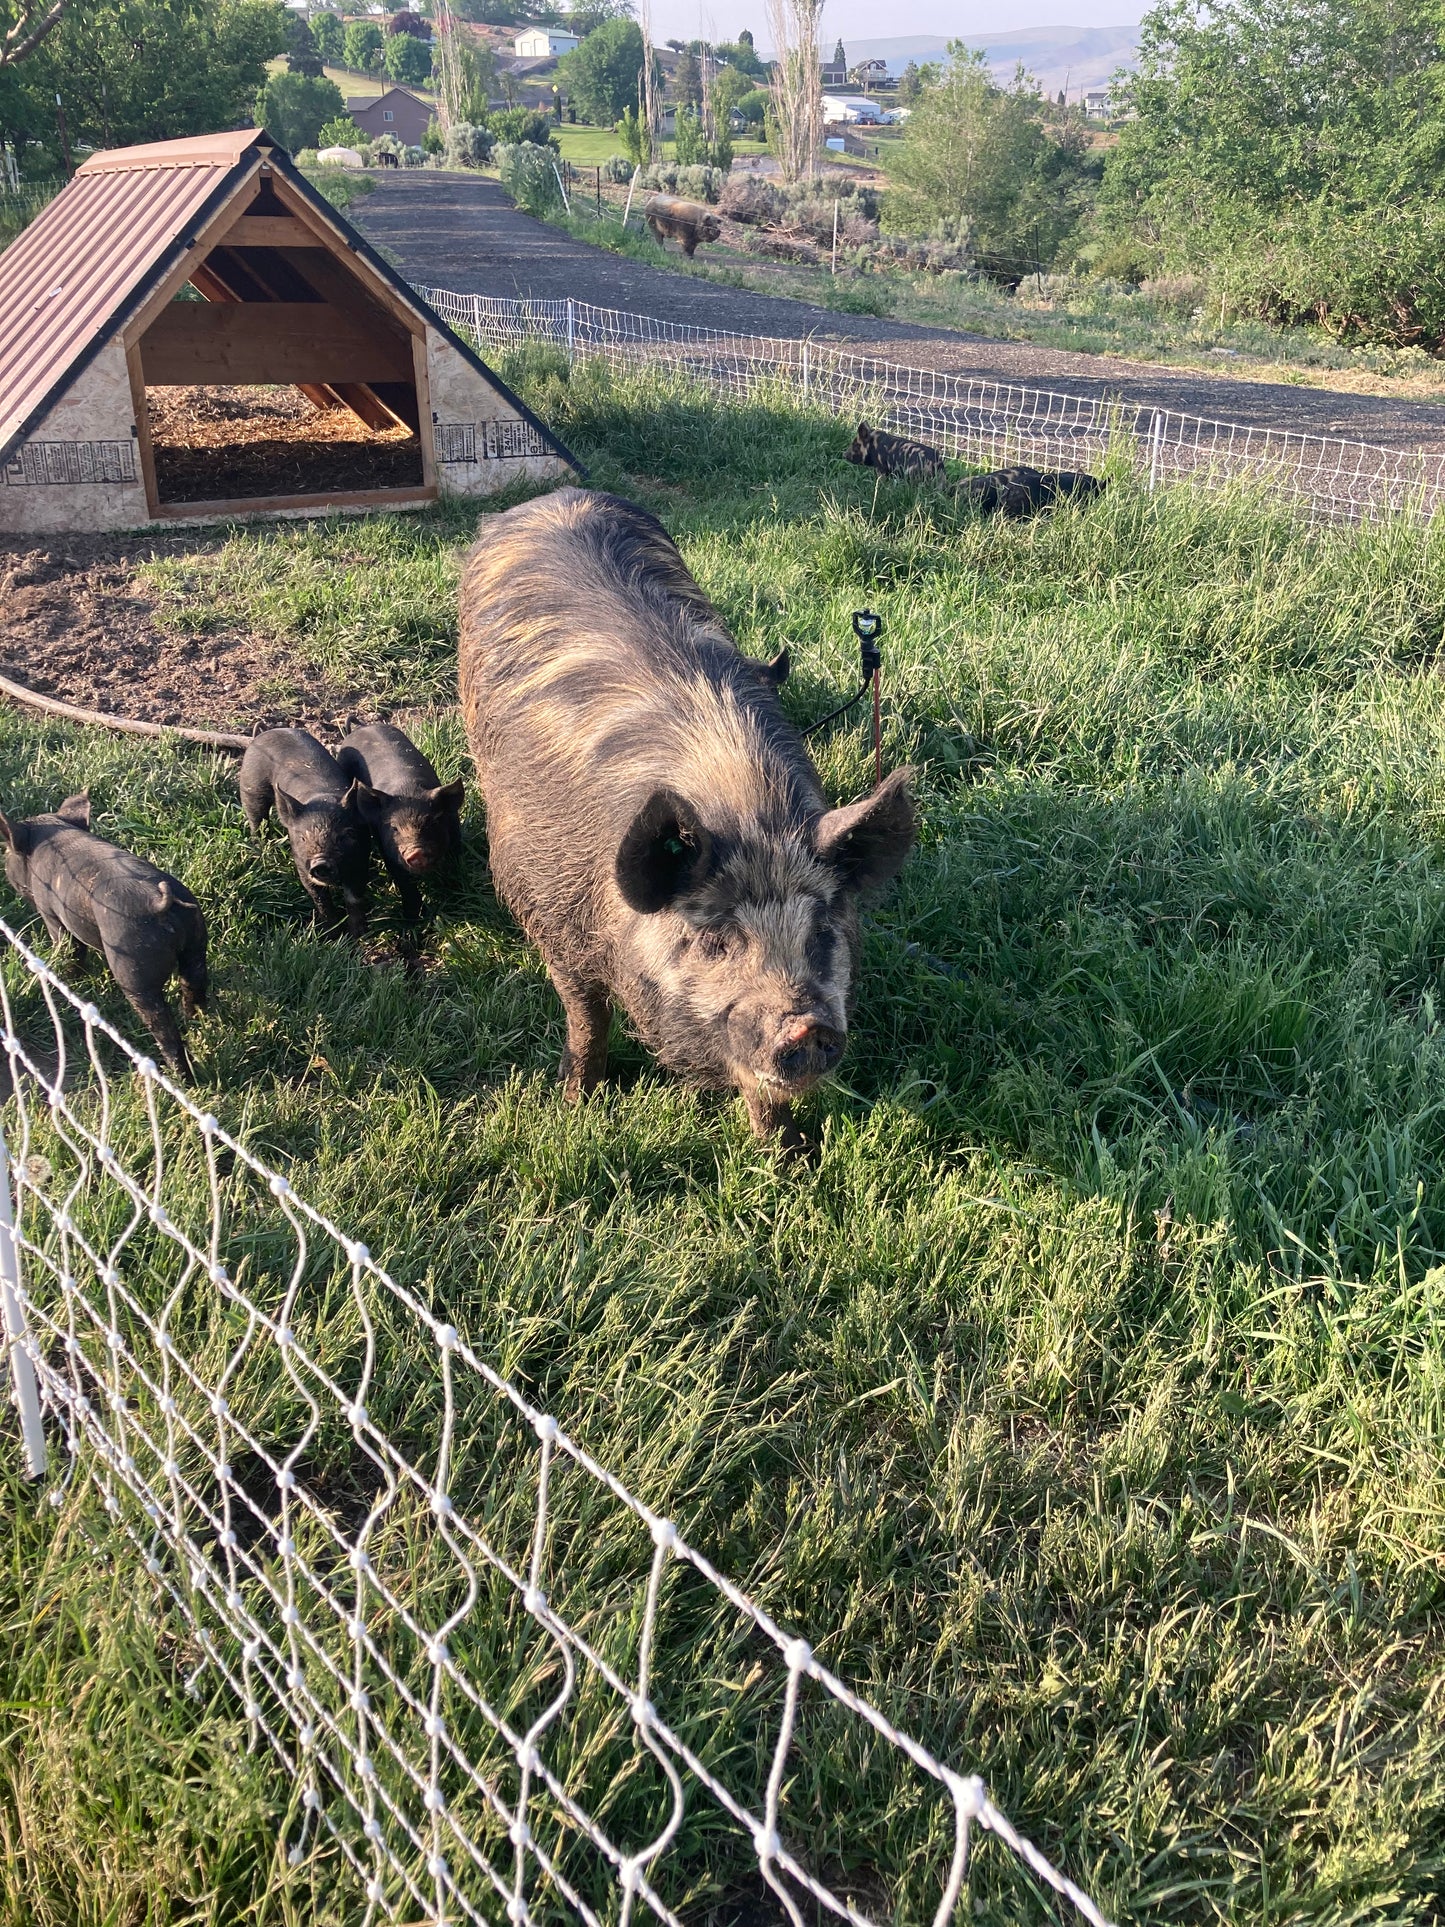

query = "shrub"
[1139,272,1209,317]
[602,152,634,183]
[496,141,563,215]
[444,121,493,168]
[1085,239,1154,286]
[490,106,555,147]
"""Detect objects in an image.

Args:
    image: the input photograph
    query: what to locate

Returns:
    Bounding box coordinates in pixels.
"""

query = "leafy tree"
[895,59,920,103]
[734,84,767,124]
[0,0,288,162]
[670,44,699,103]
[317,110,360,146]
[887,46,1096,265]
[342,17,382,70]
[383,29,429,81]
[716,35,763,76]
[1098,0,1445,344]
[310,9,342,60]
[672,98,704,160]
[260,66,345,150]
[616,98,648,161]
[711,62,750,123]
[388,8,429,35]
[453,0,520,17]
[421,111,443,151]
[489,103,551,143]
[558,15,650,124]
[453,33,494,118]
[566,0,631,34]
[285,12,323,74]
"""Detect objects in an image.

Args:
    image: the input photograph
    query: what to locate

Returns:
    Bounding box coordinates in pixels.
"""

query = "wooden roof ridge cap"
[78,128,271,176]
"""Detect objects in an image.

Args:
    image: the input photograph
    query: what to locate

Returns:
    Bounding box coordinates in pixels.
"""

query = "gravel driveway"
[353,172,1445,452]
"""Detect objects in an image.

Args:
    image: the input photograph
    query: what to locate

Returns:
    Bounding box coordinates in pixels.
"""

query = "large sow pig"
[458,488,915,1148]
[643,192,722,257]
[0,791,207,1075]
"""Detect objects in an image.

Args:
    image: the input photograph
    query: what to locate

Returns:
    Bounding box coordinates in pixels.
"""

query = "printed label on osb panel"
[435,420,551,464]
[3,440,139,486]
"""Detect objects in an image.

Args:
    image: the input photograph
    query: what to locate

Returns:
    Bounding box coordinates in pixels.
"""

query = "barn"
[0,127,579,533]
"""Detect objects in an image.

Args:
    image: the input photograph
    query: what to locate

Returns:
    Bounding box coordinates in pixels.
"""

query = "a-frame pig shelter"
[0,128,578,532]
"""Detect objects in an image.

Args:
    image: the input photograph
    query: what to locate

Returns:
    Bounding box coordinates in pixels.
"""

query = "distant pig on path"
[643,193,722,257]
[336,725,464,923]
[0,792,207,1075]
[458,488,915,1150]
[239,729,371,937]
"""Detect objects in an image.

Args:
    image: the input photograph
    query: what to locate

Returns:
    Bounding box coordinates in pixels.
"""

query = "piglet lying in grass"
[239,728,371,937]
[336,724,463,923]
[0,791,208,1075]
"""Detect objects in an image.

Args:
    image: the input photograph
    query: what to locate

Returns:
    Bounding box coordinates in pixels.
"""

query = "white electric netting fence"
[420,287,1445,529]
[0,914,1113,1927]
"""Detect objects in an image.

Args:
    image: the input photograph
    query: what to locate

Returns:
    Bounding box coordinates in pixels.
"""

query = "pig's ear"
[273,784,304,826]
[0,809,30,854]
[759,648,790,688]
[430,777,466,811]
[815,767,915,891]
[616,789,712,914]
[348,780,387,821]
[57,790,90,828]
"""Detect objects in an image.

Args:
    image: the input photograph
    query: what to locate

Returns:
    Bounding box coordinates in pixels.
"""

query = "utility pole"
[54,93,71,175]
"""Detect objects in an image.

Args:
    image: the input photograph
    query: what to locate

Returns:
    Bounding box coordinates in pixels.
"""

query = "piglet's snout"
[401,847,432,873]
[772,1014,845,1081]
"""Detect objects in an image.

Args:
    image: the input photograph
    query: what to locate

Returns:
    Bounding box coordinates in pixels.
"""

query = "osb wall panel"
[425,329,571,496]
[0,338,150,534]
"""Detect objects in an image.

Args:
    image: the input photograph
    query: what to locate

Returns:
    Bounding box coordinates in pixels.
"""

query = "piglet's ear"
[431,777,466,811]
[57,790,90,828]
[349,780,387,820]
[615,789,712,915]
[273,784,304,827]
[0,809,29,854]
[815,767,915,891]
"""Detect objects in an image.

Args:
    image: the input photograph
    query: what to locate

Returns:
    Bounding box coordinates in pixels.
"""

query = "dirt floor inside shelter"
[0,534,368,735]
[147,386,425,503]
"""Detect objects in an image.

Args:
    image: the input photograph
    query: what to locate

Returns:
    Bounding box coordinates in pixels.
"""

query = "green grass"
[5,355,1445,1924]
[298,165,377,212]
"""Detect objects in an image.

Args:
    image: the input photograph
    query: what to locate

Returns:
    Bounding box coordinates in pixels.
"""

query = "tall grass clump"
[5,357,1445,1924]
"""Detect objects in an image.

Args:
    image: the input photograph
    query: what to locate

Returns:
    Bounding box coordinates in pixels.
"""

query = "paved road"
[353,172,1445,451]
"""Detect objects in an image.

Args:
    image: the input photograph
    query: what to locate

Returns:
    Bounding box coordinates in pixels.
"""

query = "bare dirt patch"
[148,386,424,504]
[0,534,364,735]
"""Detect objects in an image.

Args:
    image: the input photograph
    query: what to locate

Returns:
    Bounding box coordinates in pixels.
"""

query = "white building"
[821,94,884,123]
[513,28,579,56]
[1084,88,1112,119]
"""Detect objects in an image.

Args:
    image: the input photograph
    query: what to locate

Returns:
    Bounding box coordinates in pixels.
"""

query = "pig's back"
[459,490,818,834]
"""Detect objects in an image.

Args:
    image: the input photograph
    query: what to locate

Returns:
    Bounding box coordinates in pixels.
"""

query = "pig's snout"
[772,1014,845,1083]
[401,847,433,874]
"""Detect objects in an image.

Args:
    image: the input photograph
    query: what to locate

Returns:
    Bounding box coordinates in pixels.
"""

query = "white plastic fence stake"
[621,163,639,229]
[1147,409,1165,493]
[567,297,575,363]
[552,159,570,214]
[0,1116,45,1479]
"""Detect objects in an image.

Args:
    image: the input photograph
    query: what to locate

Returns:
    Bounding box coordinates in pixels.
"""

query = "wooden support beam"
[149,483,438,522]
[139,303,414,387]
[223,215,316,247]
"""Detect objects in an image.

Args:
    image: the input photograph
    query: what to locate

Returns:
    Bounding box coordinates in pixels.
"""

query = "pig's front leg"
[744,1089,811,1159]
[553,971,611,1101]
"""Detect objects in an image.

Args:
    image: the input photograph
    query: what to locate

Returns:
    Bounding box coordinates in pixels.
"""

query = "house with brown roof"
[345,85,433,146]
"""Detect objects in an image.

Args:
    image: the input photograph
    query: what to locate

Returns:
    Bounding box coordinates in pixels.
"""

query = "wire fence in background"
[422,287,1445,529]
[0,915,1114,1927]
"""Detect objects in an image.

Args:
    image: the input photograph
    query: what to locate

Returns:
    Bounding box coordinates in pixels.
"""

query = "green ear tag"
[663,837,686,857]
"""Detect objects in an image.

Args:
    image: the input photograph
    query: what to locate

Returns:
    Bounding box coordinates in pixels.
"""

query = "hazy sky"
[646,0,1144,51]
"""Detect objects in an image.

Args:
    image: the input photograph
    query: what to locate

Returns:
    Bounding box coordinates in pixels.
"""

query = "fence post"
[802,340,810,400]
[567,297,576,364]
[1147,410,1166,493]
[473,292,483,347]
[0,1118,45,1480]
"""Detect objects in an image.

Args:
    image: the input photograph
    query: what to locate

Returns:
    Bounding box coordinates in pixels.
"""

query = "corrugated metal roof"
[0,131,262,459]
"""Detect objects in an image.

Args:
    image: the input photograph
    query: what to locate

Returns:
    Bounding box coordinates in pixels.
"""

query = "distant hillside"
[841,23,1140,99]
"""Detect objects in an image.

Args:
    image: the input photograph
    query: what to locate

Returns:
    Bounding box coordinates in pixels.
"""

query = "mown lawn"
[3,356,1445,1926]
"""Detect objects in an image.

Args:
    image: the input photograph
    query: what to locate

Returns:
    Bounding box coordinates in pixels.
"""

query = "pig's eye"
[697,924,737,961]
